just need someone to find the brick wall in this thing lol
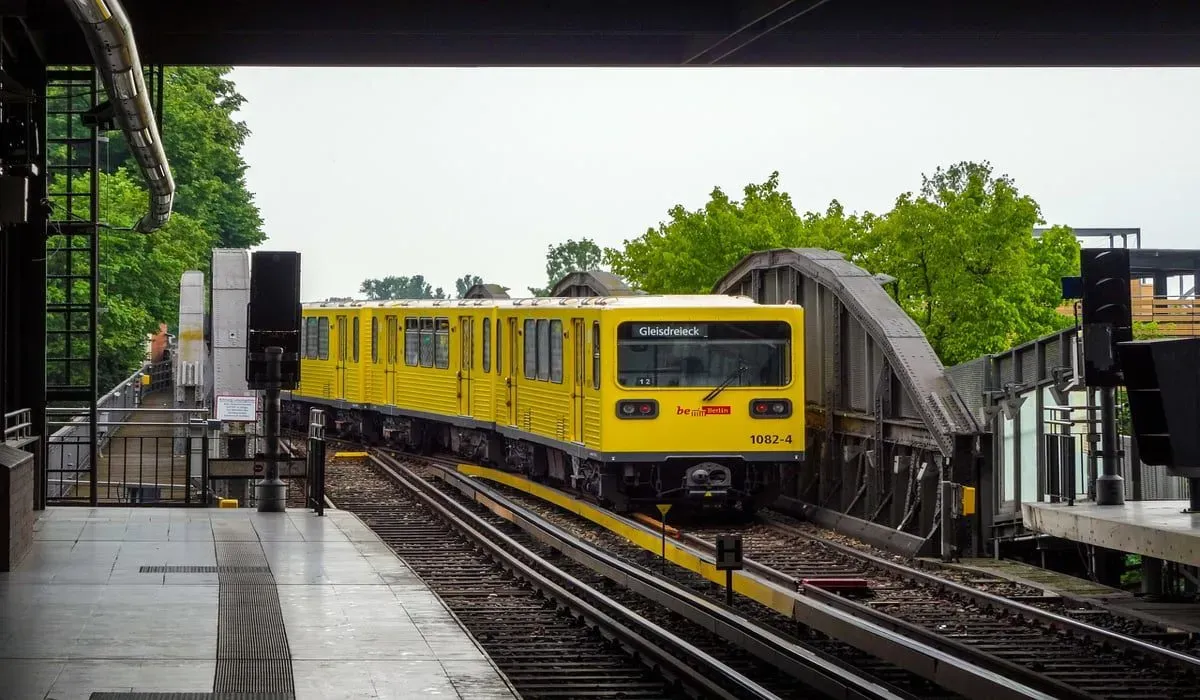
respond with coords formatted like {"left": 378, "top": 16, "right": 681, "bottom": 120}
{"left": 0, "top": 443, "right": 35, "bottom": 572}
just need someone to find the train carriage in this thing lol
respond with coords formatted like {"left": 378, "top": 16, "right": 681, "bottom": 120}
{"left": 285, "top": 294, "right": 806, "bottom": 515}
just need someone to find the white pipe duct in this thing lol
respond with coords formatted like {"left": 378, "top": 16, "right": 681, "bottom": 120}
{"left": 61, "top": 0, "right": 175, "bottom": 233}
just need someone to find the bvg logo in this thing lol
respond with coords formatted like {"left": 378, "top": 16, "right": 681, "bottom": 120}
{"left": 677, "top": 405, "right": 732, "bottom": 417}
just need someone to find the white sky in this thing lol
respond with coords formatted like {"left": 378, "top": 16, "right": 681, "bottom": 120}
{"left": 229, "top": 67, "right": 1200, "bottom": 301}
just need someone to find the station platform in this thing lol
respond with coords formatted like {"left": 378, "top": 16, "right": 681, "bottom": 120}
{"left": 0, "top": 506, "right": 519, "bottom": 700}
{"left": 1022, "top": 500, "right": 1200, "bottom": 568}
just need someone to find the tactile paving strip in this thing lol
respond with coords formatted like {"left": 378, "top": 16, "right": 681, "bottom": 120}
{"left": 212, "top": 542, "right": 295, "bottom": 697}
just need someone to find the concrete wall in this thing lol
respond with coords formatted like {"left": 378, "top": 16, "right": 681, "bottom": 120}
{"left": 0, "top": 443, "right": 34, "bottom": 571}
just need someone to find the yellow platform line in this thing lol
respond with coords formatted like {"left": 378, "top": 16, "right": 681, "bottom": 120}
{"left": 454, "top": 464, "right": 797, "bottom": 617}
{"left": 334, "top": 451, "right": 369, "bottom": 458}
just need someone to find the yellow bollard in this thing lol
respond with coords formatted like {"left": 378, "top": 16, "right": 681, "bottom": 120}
{"left": 218, "top": 498, "right": 239, "bottom": 508}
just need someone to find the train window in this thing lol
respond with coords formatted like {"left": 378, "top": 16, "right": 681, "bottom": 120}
{"left": 371, "top": 317, "right": 379, "bottom": 363}
{"left": 352, "top": 316, "right": 360, "bottom": 362}
{"left": 419, "top": 318, "right": 434, "bottom": 368}
{"left": 523, "top": 319, "right": 537, "bottom": 381}
{"left": 592, "top": 321, "right": 600, "bottom": 390}
{"left": 387, "top": 316, "right": 399, "bottom": 364}
{"left": 305, "top": 318, "right": 318, "bottom": 360}
{"left": 317, "top": 317, "right": 330, "bottom": 360}
{"left": 615, "top": 320, "right": 790, "bottom": 388}
{"left": 549, "top": 320, "right": 563, "bottom": 383}
{"left": 434, "top": 317, "right": 450, "bottom": 369}
{"left": 536, "top": 319, "right": 550, "bottom": 381}
{"left": 482, "top": 319, "right": 491, "bottom": 374}
{"left": 337, "top": 316, "right": 347, "bottom": 361}
{"left": 404, "top": 317, "right": 418, "bottom": 366}
{"left": 496, "top": 320, "right": 503, "bottom": 374}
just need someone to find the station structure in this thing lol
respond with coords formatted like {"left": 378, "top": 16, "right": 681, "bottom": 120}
{"left": 3, "top": 1, "right": 1200, "bottom": 697}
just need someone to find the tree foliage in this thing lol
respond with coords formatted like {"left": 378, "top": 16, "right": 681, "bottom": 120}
{"left": 455, "top": 274, "right": 483, "bottom": 298}
{"left": 606, "top": 162, "right": 1080, "bottom": 366}
{"left": 45, "top": 66, "right": 263, "bottom": 392}
{"left": 359, "top": 275, "right": 446, "bottom": 300}
{"left": 529, "top": 237, "right": 605, "bottom": 296}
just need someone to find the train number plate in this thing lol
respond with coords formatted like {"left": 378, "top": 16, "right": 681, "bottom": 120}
{"left": 749, "top": 434, "right": 793, "bottom": 445}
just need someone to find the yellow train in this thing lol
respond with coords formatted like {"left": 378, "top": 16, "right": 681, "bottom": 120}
{"left": 282, "top": 294, "right": 806, "bottom": 514}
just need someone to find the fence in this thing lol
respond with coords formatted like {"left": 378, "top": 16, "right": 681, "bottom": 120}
{"left": 1132, "top": 296, "right": 1200, "bottom": 337}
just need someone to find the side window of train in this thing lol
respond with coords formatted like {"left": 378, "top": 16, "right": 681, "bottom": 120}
{"left": 549, "top": 319, "right": 563, "bottom": 384}
{"left": 404, "top": 317, "right": 418, "bottom": 366}
{"left": 434, "top": 317, "right": 450, "bottom": 369}
{"left": 352, "top": 316, "right": 360, "bottom": 362}
{"left": 591, "top": 321, "right": 600, "bottom": 390}
{"left": 523, "top": 319, "right": 536, "bottom": 379}
{"left": 370, "top": 317, "right": 379, "bottom": 364}
{"left": 418, "top": 318, "right": 434, "bottom": 367}
{"left": 305, "top": 317, "right": 318, "bottom": 360}
{"left": 482, "top": 318, "right": 491, "bottom": 373}
{"left": 496, "top": 319, "right": 503, "bottom": 374}
{"left": 387, "top": 316, "right": 399, "bottom": 364}
{"left": 317, "top": 317, "right": 330, "bottom": 360}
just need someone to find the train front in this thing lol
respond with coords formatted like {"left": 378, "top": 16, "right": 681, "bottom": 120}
{"left": 604, "top": 304, "right": 805, "bottom": 515}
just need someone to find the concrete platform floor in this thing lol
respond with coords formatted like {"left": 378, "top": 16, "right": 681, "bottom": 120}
{"left": 1022, "top": 499, "right": 1200, "bottom": 568}
{"left": 0, "top": 507, "right": 519, "bottom": 700}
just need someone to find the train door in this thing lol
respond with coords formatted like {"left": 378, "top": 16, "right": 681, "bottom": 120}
{"left": 506, "top": 316, "right": 519, "bottom": 426}
{"left": 571, "top": 317, "right": 585, "bottom": 443}
{"left": 384, "top": 315, "right": 398, "bottom": 404}
{"left": 458, "top": 315, "right": 473, "bottom": 416}
{"left": 335, "top": 314, "right": 348, "bottom": 398}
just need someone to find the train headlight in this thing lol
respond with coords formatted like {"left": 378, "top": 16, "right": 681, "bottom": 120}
{"left": 749, "top": 398, "right": 791, "bottom": 419}
{"left": 616, "top": 400, "right": 658, "bottom": 419}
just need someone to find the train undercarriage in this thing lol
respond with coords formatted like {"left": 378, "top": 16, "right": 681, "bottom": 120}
{"left": 283, "top": 399, "right": 784, "bottom": 519}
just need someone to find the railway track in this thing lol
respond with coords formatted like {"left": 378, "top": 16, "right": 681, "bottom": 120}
{"left": 675, "top": 518, "right": 1200, "bottom": 700}
{"left": 321, "top": 450, "right": 902, "bottom": 700}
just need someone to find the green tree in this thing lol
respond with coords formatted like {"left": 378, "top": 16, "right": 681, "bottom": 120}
{"left": 101, "top": 67, "right": 264, "bottom": 249}
{"left": 455, "top": 274, "right": 483, "bottom": 298}
{"left": 359, "top": 275, "right": 446, "bottom": 300}
{"left": 530, "top": 237, "right": 605, "bottom": 295}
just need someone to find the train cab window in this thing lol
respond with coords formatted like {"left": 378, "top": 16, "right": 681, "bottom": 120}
{"left": 317, "top": 317, "right": 330, "bottom": 360}
{"left": 523, "top": 319, "right": 536, "bottom": 379}
{"left": 404, "top": 317, "right": 418, "bottom": 366}
{"left": 549, "top": 320, "right": 563, "bottom": 383}
{"left": 482, "top": 319, "right": 491, "bottom": 373}
{"left": 352, "top": 316, "right": 360, "bottom": 362}
{"left": 371, "top": 317, "right": 379, "bottom": 363}
{"left": 615, "top": 321, "right": 790, "bottom": 388}
{"left": 591, "top": 321, "right": 600, "bottom": 390}
{"left": 419, "top": 318, "right": 435, "bottom": 367}
{"left": 434, "top": 317, "right": 450, "bottom": 369}
{"left": 536, "top": 319, "right": 550, "bottom": 381}
{"left": 305, "top": 318, "right": 318, "bottom": 360}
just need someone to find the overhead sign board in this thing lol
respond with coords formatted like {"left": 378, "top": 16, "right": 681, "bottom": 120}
{"left": 208, "top": 458, "right": 306, "bottom": 479}
{"left": 215, "top": 395, "right": 258, "bottom": 422}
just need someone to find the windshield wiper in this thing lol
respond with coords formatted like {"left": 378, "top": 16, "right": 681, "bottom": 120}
{"left": 703, "top": 365, "right": 747, "bottom": 402}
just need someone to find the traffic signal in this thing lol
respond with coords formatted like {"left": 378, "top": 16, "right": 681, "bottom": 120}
{"left": 246, "top": 251, "right": 302, "bottom": 390}
{"left": 1080, "top": 249, "right": 1131, "bottom": 387}
{"left": 1117, "top": 338, "right": 1200, "bottom": 476}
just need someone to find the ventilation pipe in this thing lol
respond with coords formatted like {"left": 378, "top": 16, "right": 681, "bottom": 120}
{"left": 61, "top": 0, "right": 174, "bottom": 233}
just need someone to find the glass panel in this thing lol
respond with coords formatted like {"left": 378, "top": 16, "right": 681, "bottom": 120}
{"left": 616, "top": 321, "right": 790, "bottom": 388}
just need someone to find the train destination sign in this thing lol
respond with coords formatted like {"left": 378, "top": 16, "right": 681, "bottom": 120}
{"left": 630, "top": 323, "right": 709, "bottom": 339}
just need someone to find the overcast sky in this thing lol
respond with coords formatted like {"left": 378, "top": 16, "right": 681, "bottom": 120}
{"left": 229, "top": 67, "right": 1200, "bottom": 301}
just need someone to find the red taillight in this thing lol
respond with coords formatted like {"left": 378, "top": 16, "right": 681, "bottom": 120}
{"left": 749, "top": 399, "right": 791, "bottom": 419}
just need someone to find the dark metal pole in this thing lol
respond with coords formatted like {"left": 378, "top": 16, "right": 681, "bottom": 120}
{"left": 1095, "top": 387, "right": 1125, "bottom": 506}
{"left": 256, "top": 346, "right": 285, "bottom": 512}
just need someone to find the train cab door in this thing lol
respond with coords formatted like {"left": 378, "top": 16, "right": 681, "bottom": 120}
{"left": 384, "top": 315, "right": 398, "bottom": 404}
{"left": 457, "top": 315, "right": 473, "bottom": 416}
{"left": 335, "top": 315, "right": 348, "bottom": 398}
{"left": 571, "top": 317, "right": 586, "bottom": 443}
{"left": 506, "top": 316, "right": 519, "bottom": 426}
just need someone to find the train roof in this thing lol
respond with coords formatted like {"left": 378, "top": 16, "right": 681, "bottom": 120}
{"left": 302, "top": 294, "right": 786, "bottom": 311}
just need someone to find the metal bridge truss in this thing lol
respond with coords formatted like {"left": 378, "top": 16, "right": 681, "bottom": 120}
{"left": 713, "top": 249, "right": 985, "bottom": 558}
